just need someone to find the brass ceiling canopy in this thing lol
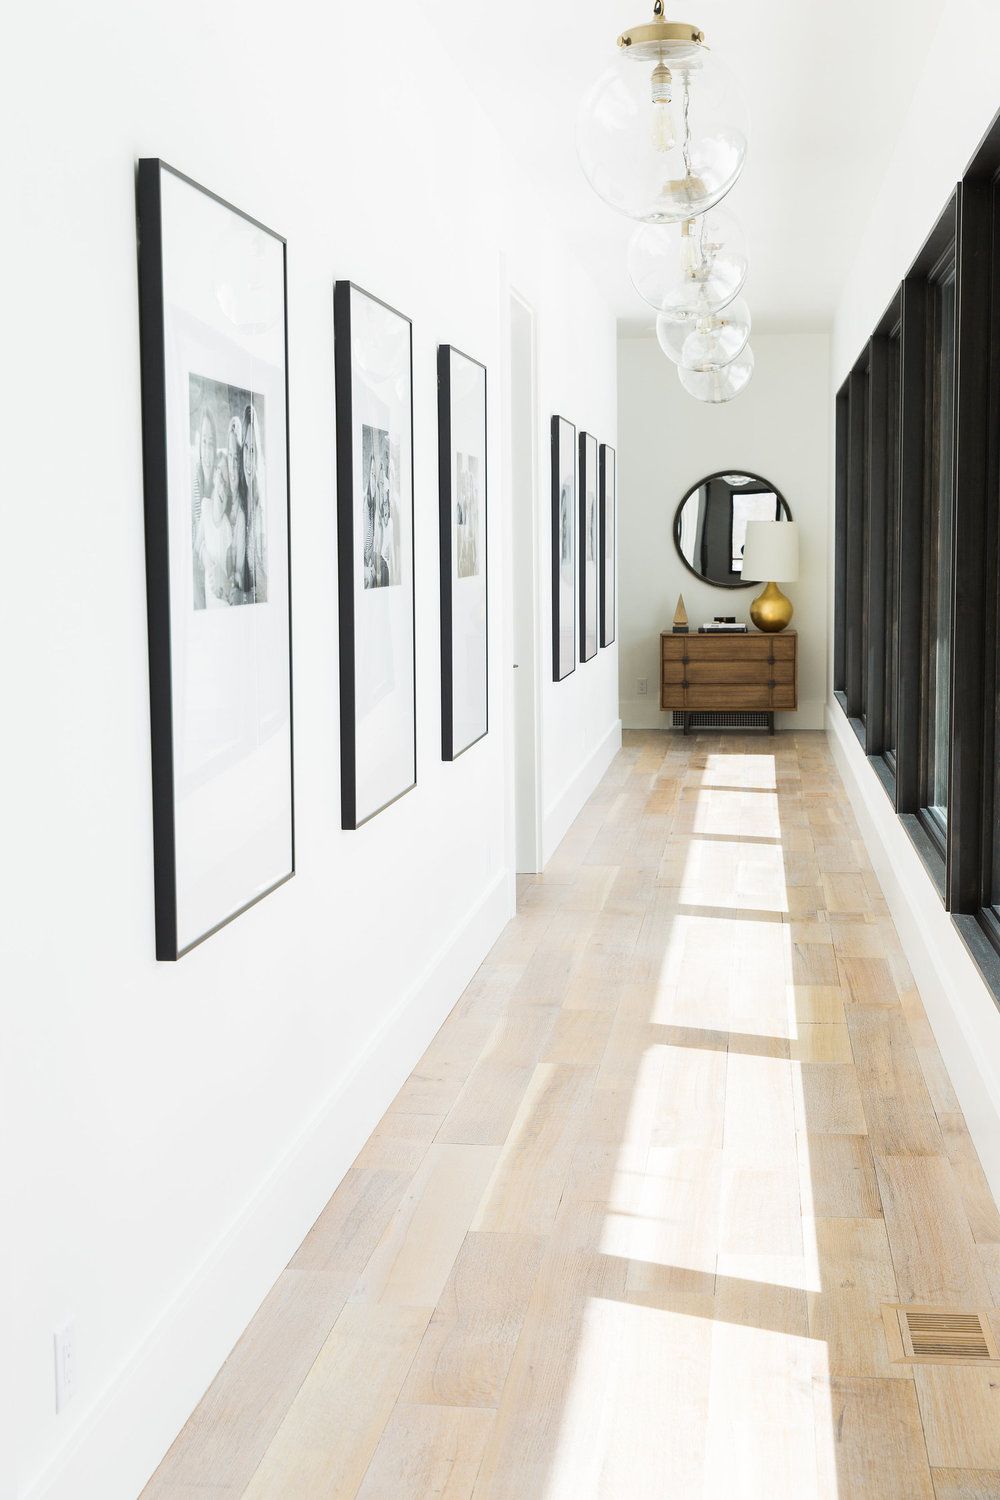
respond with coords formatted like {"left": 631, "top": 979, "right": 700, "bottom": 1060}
{"left": 617, "top": 0, "right": 705, "bottom": 58}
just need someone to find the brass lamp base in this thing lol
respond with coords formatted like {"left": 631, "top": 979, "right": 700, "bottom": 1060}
{"left": 749, "top": 580, "right": 793, "bottom": 633}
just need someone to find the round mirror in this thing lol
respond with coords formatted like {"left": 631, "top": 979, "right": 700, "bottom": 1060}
{"left": 673, "top": 471, "right": 792, "bottom": 588}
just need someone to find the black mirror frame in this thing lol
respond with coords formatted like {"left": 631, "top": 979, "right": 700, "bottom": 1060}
{"left": 672, "top": 469, "right": 793, "bottom": 590}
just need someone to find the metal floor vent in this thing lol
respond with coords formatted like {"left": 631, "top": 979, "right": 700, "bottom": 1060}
{"left": 882, "top": 1304, "right": 1000, "bottom": 1365}
{"left": 672, "top": 710, "right": 771, "bottom": 730}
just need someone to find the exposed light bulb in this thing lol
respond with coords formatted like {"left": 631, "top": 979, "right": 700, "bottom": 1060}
{"left": 680, "top": 218, "right": 701, "bottom": 279}
{"left": 650, "top": 62, "right": 676, "bottom": 152}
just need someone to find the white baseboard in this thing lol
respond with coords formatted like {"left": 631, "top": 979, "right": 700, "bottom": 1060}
{"left": 826, "top": 703, "right": 1000, "bottom": 1205}
{"left": 24, "top": 872, "right": 511, "bottom": 1500}
{"left": 620, "top": 698, "right": 827, "bottom": 732}
{"left": 542, "top": 719, "right": 622, "bottom": 865}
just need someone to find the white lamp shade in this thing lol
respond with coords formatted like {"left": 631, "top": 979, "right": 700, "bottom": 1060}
{"left": 741, "top": 519, "right": 799, "bottom": 583}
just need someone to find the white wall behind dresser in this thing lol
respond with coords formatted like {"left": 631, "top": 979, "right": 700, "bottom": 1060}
{"left": 617, "top": 331, "right": 830, "bottom": 731}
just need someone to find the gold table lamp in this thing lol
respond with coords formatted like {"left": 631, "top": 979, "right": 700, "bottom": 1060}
{"left": 741, "top": 520, "right": 799, "bottom": 633}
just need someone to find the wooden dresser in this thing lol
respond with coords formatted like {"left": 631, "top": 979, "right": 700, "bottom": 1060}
{"left": 660, "top": 630, "right": 797, "bottom": 733}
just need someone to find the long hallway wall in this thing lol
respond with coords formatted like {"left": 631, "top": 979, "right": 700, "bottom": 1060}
{"left": 1, "top": 4, "right": 617, "bottom": 1497}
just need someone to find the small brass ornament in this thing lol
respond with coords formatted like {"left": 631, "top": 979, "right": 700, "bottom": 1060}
{"left": 672, "top": 593, "right": 690, "bottom": 633}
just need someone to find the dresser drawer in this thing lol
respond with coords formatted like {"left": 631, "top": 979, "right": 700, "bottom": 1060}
{"left": 663, "top": 684, "right": 774, "bottom": 711}
{"left": 662, "top": 634, "right": 795, "bottom": 662}
{"left": 662, "top": 658, "right": 795, "bottom": 686}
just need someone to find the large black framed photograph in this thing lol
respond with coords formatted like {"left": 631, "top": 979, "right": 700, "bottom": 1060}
{"left": 335, "top": 281, "right": 416, "bottom": 828}
{"left": 600, "top": 442, "right": 616, "bottom": 648}
{"left": 438, "top": 345, "right": 488, "bottom": 760}
{"left": 579, "top": 430, "right": 599, "bottom": 662}
{"left": 551, "top": 416, "right": 576, "bottom": 681}
{"left": 137, "top": 159, "right": 294, "bottom": 961}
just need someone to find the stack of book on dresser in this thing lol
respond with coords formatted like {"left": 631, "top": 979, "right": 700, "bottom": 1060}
{"left": 698, "top": 621, "right": 748, "bottom": 634}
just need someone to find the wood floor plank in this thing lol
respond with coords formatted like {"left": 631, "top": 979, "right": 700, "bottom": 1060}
{"left": 401, "top": 1232, "right": 546, "bottom": 1408}
{"left": 798, "top": 1133, "right": 883, "bottom": 1219}
{"left": 241, "top": 1303, "right": 432, "bottom": 1500}
{"left": 795, "top": 1062, "right": 869, "bottom": 1135}
{"left": 815, "top": 1375, "right": 934, "bottom": 1499}
{"left": 845, "top": 1004, "right": 943, "bottom": 1156}
{"left": 806, "top": 1217, "right": 907, "bottom": 1379}
{"left": 437, "top": 1010, "right": 560, "bottom": 1146}
{"left": 355, "top": 1404, "right": 494, "bottom": 1499}
{"left": 873, "top": 1154, "right": 993, "bottom": 1305}
{"left": 931, "top": 1469, "right": 1000, "bottom": 1500}
{"left": 915, "top": 1366, "right": 1000, "bottom": 1470}
{"left": 473, "top": 1064, "right": 596, "bottom": 1235}
{"left": 351, "top": 1145, "right": 500, "bottom": 1309}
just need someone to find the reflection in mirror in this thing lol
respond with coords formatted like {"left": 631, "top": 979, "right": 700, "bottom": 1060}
{"left": 674, "top": 471, "right": 792, "bottom": 588}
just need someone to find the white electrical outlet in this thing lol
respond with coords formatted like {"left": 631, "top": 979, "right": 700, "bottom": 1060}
{"left": 637, "top": 678, "right": 648, "bottom": 697}
{"left": 54, "top": 1319, "right": 77, "bottom": 1413}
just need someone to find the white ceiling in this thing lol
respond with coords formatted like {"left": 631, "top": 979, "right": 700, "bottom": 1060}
{"left": 421, "top": 0, "right": 947, "bottom": 332}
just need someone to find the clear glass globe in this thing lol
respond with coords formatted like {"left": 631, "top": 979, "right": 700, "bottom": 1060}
{"left": 577, "top": 40, "right": 747, "bottom": 221}
{"left": 656, "top": 296, "right": 751, "bottom": 370}
{"left": 628, "top": 205, "right": 748, "bottom": 317}
{"left": 678, "top": 345, "right": 755, "bottom": 403}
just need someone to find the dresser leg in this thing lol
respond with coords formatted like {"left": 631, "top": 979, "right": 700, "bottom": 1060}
{"left": 683, "top": 713, "right": 690, "bottom": 737}
{"left": 769, "top": 713, "right": 775, "bottom": 736}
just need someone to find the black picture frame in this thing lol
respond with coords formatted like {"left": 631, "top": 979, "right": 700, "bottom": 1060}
{"left": 579, "top": 431, "right": 599, "bottom": 662}
{"left": 599, "top": 443, "right": 616, "bottom": 648}
{"left": 551, "top": 415, "right": 576, "bottom": 681}
{"left": 438, "top": 344, "right": 488, "bottom": 761}
{"left": 136, "top": 158, "right": 295, "bottom": 961}
{"left": 334, "top": 280, "right": 417, "bottom": 830}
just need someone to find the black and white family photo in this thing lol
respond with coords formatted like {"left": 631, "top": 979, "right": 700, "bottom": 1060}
{"left": 189, "top": 374, "right": 268, "bottom": 610}
{"left": 560, "top": 480, "right": 573, "bottom": 571}
{"left": 362, "top": 422, "right": 401, "bottom": 589}
{"left": 455, "top": 452, "right": 481, "bottom": 579}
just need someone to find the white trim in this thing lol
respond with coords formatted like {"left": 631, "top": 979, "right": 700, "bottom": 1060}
{"left": 542, "top": 717, "right": 622, "bottom": 865}
{"left": 826, "top": 702, "right": 1000, "bottom": 1206}
{"left": 23, "top": 872, "right": 511, "bottom": 1500}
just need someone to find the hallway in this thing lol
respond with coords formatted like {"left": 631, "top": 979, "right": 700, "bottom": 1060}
{"left": 146, "top": 730, "right": 1000, "bottom": 1499}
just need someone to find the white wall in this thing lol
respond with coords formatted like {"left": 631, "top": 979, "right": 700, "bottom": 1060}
{"left": 1, "top": 4, "right": 617, "bottom": 1497}
{"left": 828, "top": 0, "right": 1000, "bottom": 1199}
{"left": 617, "top": 332, "right": 830, "bottom": 732}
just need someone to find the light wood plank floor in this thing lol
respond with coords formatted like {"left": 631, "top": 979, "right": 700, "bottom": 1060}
{"left": 143, "top": 731, "right": 1000, "bottom": 1500}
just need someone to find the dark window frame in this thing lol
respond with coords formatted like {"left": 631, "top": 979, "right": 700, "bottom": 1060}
{"left": 916, "top": 236, "right": 957, "bottom": 862}
{"left": 833, "top": 106, "right": 1000, "bottom": 1009}
{"left": 833, "top": 380, "right": 849, "bottom": 710}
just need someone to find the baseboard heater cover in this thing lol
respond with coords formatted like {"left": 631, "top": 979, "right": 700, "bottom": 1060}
{"left": 672, "top": 710, "right": 771, "bottom": 730}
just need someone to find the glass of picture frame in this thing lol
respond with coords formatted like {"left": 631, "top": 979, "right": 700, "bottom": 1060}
{"left": 579, "top": 431, "right": 599, "bottom": 662}
{"left": 136, "top": 158, "right": 294, "bottom": 960}
{"left": 600, "top": 442, "right": 616, "bottom": 648}
{"left": 334, "top": 281, "right": 416, "bottom": 829}
{"left": 551, "top": 415, "right": 577, "bottom": 682}
{"left": 438, "top": 345, "right": 488, "bottom": 760}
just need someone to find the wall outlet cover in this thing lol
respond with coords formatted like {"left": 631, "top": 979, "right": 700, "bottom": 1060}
{"left": 54, "top": 1319, "right": 77, "bottom": 1413}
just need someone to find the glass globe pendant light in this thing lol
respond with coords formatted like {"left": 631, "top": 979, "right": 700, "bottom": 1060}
{"left": 656, "top": 296, "right": 751, "bottom": 370}
{"left": 577, "top": 0, "right": 748, "bottom": 222}
{"left": 628, "top": 205, "right": 748, "bottom": 317}
{"left": 678, "top": 345, "right": 755, "bottom": 403}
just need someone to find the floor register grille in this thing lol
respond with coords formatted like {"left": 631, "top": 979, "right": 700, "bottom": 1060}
{"left": 882, "top": 1304, "right": 1000, "bottom": 1365}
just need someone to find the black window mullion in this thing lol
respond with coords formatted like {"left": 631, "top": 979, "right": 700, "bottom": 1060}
{"left": 866, "top": 337, "right": 889, "bottom": 752}
{"left": 834, "top": 383, "right": 849, "bottom": 701}
{"left": 984, "top": 180, "right": 1000, "bottom": 921}
{"left": 845, "top": 366, "right": 867, "bottom": 722}
{"left": 947, "top": 178, "right": 993, "bottom": 911}
{"left": 894, "top": 277, "right": 928, "bottom": 815}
